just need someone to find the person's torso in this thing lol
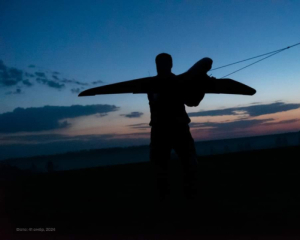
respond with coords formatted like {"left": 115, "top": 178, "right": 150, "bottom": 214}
{"left": 147, "top": 73, "right": 190, "bottom": 126}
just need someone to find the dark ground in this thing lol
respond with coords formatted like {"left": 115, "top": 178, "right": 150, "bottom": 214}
{"left": 1, "top": 145, "right": 300, "bottom": 239}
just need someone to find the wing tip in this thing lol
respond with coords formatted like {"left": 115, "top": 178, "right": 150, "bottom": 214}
{"left": 78, "top": 89, "right": 96, "bottom": 97}
{"left": 250, "top": 88, "right": 257, "bottom": 95}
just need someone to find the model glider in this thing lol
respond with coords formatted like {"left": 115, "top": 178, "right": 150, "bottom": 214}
{"left": 78, "top": 58, "right": 256, "bottom": 97}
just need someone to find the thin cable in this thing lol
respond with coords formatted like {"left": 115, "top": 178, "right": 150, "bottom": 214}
{"left": 210, "top": 49, "right": 282, "bottom": 71}
{"left": 210, "top": 42, "right": 300, "bottom": 72}
{"left": 220, "top": 49, "right": 285, "bottom": 78}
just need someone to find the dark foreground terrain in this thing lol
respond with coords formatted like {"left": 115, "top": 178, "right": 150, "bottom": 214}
{"left": 1, "top": 145, "right": 300, "bottom": 239}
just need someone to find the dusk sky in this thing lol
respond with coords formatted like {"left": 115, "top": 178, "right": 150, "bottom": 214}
{"left": 1, "top": 0, "right": 300, "bottom": 160}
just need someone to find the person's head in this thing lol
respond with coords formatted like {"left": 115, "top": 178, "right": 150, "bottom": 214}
{"left": 155, "top": 53, "right": 172, "bottom": 75}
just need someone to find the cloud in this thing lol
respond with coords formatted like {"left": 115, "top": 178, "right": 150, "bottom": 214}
{"left": 0, "top": 61, "right": 35, "bottom": 89}
{"left": 71, "top": 88, "right": 81, "bottom": 94}
{"left": 5, "top": 88, "right": 22, "bottom": 95}
{"left": 36, "top": 78, "right": 65, "bottom": 89}
{"left": 22, "top": 80, "right": 33, "bottom": 87}
{"left": 9, "top": 67, "right": 23, "bottom": 80}
{"left": 120, "top": 112, "right": 144, "bottom": 118}
{"left": 0, "top": 104, "right": 120, "bottom": 133}
{"left": 34, "top": 72, "right": 88, "bottom": 88}
{"left": 190, "top": 118, "right": 274, "bottom": 132}
{"left": 35, "top": 72, "right": 46, "bottom": 78}
{"left": 190, "top": 117, "right": 300, "bottom": 140}
{"left": 189, "top": 101, "right": 300, "bottom": 118}
{"left": 60, "top": 78, "right": 89, "bottom": 86}
{"left": 0, "top": 60, "right": 24, "bottom": 87}
{"left": 33, "top": 71, "right": 90, "bottom": 87}
{"left": 0, "top": 60, "right": 88, "bottom": 90}
{"left": 0, "top": 60, "right": 99, "bottom": 91}
{"left": 92, "top": 80, "right": 104, "bottom": 85}
{"left": 127, "top": 123, "right": 150, "bottom": 129}
{"left": 250, "top": 102, "right": 262, "bottom": 105}
{"left": 95, "top": 113, "right": 108, "bottom": 117}
{"left": 25, "top": 72, "right": 35, "bottom": 78}
{"left": 262, "top": 118, "right": 300, "bottom": 126}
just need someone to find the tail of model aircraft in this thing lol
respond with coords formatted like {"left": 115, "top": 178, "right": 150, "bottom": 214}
{"left": 186, "top": 57, "right": 213, "bottom": 75}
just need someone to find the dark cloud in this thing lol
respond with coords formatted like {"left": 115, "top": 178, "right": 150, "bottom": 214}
{"left": 190, "top": 117, "right": 300, "bottom": 140}
{"left": 190, "top": 118, "right": 274, "bottom": 132}
{"left": 1, "top": 79, "right": 18, "bottom": 86}
{"left": 16, "top": 88, "right": 22, "bottom": 94}
{"left": 262, "top": 118, "right": 300, "bottom": 126}
{"left": 250, "top": 102, "right": 262, "bottom": 105}
{"left": 120, "top": 112, "right": 144, "bottom": 118}
{"left": 25, "top": 72, "right": 35, "bottom": 78}
{"left": 34, "top": 71, "right": 88, "bottom": 87}
{"left": 34, "top": 72, "right": 88, "bottom": 88}
{"left": 71, "top": 88, "right": 81, "bottom": 94}
{"left": 1, "top": 60, "right": 91, "bottom": 91}
{"left": 61, "top": 78, "right": 88, "bottom": 86}
{"left": 5, "top": 88, "right": 22, "bottom": 95}
{"left": 35, "top": 72, "right": 46, "bottom": 78}
{"left": 0, "top": 60, "right": 24, "bottom": 87}
{"left": 0, "top": 104, "right": 120, "bottom": 133}
{"left": 9, "top": 68, "right": 23, "bottom": 81}
{"left": 189, "top": 102, "right": 300, "bottom": 118}
{"left": 95, "top": 113, "right": 108, "bottom": 117}
{"left": 0, "top": 60, "right": 5, "bottom": 71}
{"left": 36, "top": 78, "right": 65, "bottom": 89}
{"left": 92, "top": 80, "right": 104, "bottom": 85}
{"left": 127, "top": 123, "right": 150, "bottom": 129}
{"left": 22, "top": 80, "right": 33, "bottom": 87}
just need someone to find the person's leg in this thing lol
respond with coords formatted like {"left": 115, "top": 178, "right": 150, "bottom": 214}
{"left": 173, "top": 125, "right": 199, "bottom": 200}
{"left": 150, "top": 126, "right": 172, "bottom": 202}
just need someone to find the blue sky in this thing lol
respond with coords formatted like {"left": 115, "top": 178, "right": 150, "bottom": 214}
{"left": 1, "top": 0, "right": 300, "bottom": 160}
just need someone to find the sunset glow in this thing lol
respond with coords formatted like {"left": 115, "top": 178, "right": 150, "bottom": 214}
{"left": 1, "top": 0, "right": 300, "bottom": 160}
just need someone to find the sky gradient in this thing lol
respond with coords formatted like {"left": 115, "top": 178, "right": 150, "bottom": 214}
{"left": 1, "top": 0, "right": 300, "bottom": 160}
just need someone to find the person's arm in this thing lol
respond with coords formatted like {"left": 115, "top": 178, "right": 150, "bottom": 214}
{"left": 183, "top": 74, "right": 217, "bottom": 107}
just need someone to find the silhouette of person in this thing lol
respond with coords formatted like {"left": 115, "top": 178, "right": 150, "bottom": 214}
{"left": 46, "top": 160, "right": 54, "bottom": 173}
{"left": 148, "top": 53, "right": 205, "bottom": 202}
